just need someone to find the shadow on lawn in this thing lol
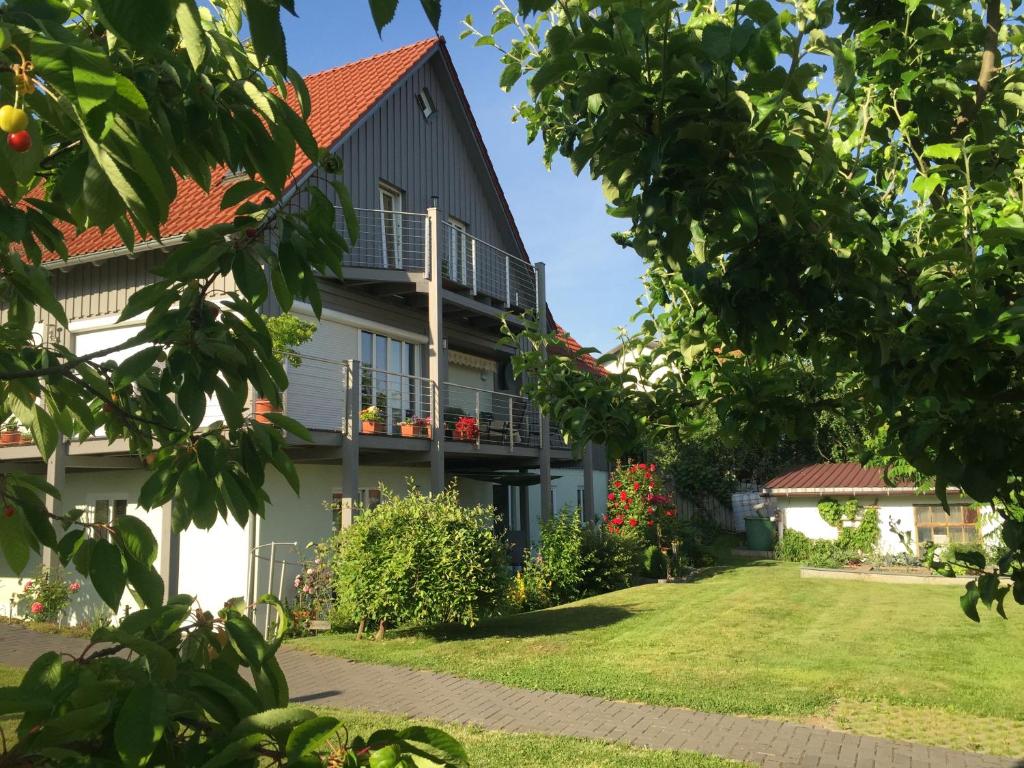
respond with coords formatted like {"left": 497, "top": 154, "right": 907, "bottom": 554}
{"left": 424, "top": 603, "right": 639, "bottom": 642}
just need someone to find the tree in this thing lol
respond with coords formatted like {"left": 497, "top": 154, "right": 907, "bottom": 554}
{"left": 478, "top": 0, "right": 1024, "bottom": 619}
{"left": 0, "top": 0, "right": 466, "bottom": 763}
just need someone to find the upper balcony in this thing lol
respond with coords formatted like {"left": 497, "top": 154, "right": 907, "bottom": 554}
{"left": 335, "top": 207, "right": 539, "bottom": 316}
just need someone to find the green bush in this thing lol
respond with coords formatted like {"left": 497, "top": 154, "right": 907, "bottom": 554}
{"left": 580, "top": 524, "right": 644, "bottom": 593}
{"left": 642, "top": 545, "right": 667, "bottom": 579}
{"left": 943, "top": 542, "right": 988, "bottom": 575}
{"left": 330, "top": 484, "right": 507, "bottom": 637}
{"left": 537, "top": 508, "right": 587, "bottom": 603}
{"left": 775, "top": 529, "right": 812, "bottom": 562}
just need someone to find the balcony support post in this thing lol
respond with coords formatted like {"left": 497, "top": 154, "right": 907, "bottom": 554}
{"left": 339, "top": 360, "right": 361, "bottom": 528}
{"left": 427, "top": 206, "right": 446, "bottom": 492}
{"left": 41, "top": 441, "right": 67, "bottom": 572}
{"left": 536, "top": 261, "right": 553, "bottom": 522}
{"left": 583, "top": 441, "right": 596, "bottom": 523}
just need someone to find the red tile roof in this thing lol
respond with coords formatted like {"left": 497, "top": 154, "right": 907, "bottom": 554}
{"left": 553, "top": 320, "right": 605, "bottom": 376}
{"left": 47, "top": 38, "right": 440, "bottom": 262}
{"left": 764, "top": 463, "right": 917, "bottom": 494}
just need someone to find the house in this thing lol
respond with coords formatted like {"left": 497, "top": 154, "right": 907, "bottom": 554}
{"left": 0, "top": 38, "right": 609, "bottom": 623}
{"left": 762, "top": 463, "right": 996, "bottom": 556}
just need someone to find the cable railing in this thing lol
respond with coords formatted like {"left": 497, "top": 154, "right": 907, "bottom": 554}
{"left": 441, "top": 382, "right": 541, "bottom": 450}
{"left": 335, "top": 207, "right": 429, "bottom": 271}
{"left": 439, "top": 221, "right": 538, "bottom": 311}
{"left": 278, "top": 355, "right": 349, "bottom": 434}
{"left": 359, "top": 366, "right": 433, "bottom": 438}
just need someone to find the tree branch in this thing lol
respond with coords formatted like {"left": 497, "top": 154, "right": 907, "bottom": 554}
{"left": 0, "top": 338, "right": 144, "bottom": 382}
{"left": 952, "top": 0, "right": 1002, "bottom": 137}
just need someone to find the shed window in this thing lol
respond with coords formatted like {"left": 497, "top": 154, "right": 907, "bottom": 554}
{"left": 415, "top": 88, "right": 436, "bottom": 119}
{"left": 914, "top": 504, "right": 979, "bottom": 547}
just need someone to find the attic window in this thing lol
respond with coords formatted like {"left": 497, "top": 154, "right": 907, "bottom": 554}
{"left": 415, "top": 88, "right": 436, "bottom": 120}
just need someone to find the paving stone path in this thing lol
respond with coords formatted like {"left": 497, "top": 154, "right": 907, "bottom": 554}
{"left": 0, "top": 623, "right": 1018, "bottom": 768}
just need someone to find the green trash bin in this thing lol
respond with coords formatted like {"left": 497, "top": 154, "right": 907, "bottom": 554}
{"left": 744, "top": 516, "right": 774, "bottom": 551}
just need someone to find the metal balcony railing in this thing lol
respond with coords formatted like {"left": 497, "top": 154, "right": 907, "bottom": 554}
{"left": 439, "top": 222, "right": 538, "bottom": 312}
{"left": 336, "top": 207, "right": 429, "bottom": 272}
{"left": 359, "top": 366, "right": 433, "bottom": 437}
{"left": 441, "top": 382, "right": 542, "bottom": 450}
{"left": 279, "top": 356, "right": 349, "bottom": 433}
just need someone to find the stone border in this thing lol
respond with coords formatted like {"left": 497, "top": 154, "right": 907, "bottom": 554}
{"left": 800, "top": 566, "right": 972, "bottom": 586}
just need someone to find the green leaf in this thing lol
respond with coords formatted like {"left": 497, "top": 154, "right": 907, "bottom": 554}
{"left": 114, "top": 683, "right": 165, "bottom": 767}
{"left": 528, "top": 55, "right": 572, "bottom": 98}
{"left": 960, "top": 583, "right": 981, "bottom": 623}
{"left": 368, "top": 0, "right": 399, "bottom": 33}
{"left": 175, "top": 0, "right": 208, "bottom": 70}
{"left": 397, "top": 725, "right": 470, "bottom": 767}
{"left": 112, "top": 347, "right": 162, "bottom": 389}
{"left": 0, "top": 512, "right": 30, "bottom": 574}
{"left": 261, "top": 411, "right": 312, "bottom": 441}
{"left": 230, "top": 707, "right": 316, "bottom": 740}
{"left": 115, "top": 515, "right": 159, "bottom": 565}
{"left": 95, "top": 0, "right": 176, "bottom": 50}
{"left": 418, "top": 0, "right": 441, "bottom": 29}
{"left": 90, "top": 539, "right": 127, "bottom": 610}
{"left": 922, "top": 143, "right": 961, "bottom": 161}
{"left": 702, "top": 23, "right": 732, "bottom": 62}
{"left": 69, "top": 42, "right": 117, "bottom": 114}
{"left": 244, "top": 0, "right": 287, "bottom": 67}
{"left": 910, "top": 173, "right": 943, "bottom": 201}
{"left": 369, "top": 744, "right": 402, "bottom": 768}
{"left": 499, "top": 61, "right": 522, "bottom": 90}
{"left": 225, "top": 613, "right": 268, "bottom": 668}
{"left": 221, "top": 179, "right": 266, "bottom": 210}
{"left": 286, "top": 715, "right": 341, "bottom": 762}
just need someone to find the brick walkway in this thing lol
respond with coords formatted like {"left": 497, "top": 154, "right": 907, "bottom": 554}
{"left": 0, "top": 623, "right": 1019, "bottom": 768}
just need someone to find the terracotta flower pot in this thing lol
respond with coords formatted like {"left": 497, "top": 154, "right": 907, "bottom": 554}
{"left": 254, "top": 397, "right": 279, "bottom": 425}
{"left": 399, "top": 423, "right": 417, "bottom": 437}
{"left": 19, "top": 433, "right": 33, "bottom": 445}
{"left": 1, "top": 429, "right": 20, "bottom": 446}
{"left": 361, "top": 421, "right": 384, "bottom": 435}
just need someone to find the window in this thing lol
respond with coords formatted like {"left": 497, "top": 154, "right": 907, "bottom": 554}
{"left": 360, "top": 331, "right": 426, "bottom": 431}
{"left": 379, "top": 183, "right": 403, "bottom": 269}
{"left": 445, "top": 218, "right": 470, "bottom": 285}
{"left": 415, "top": 87, "right": 436, "bottom": 120}
{"left": 91, "top": 498, "right": 128, "bottom": 541}
{"left": 914, "top": 504, "right": 980, "bottom": 547}
{"left": 359, "top": 488, "right": 382, "bottom": 513}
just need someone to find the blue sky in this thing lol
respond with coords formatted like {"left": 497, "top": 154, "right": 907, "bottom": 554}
{"left": 281, "top": 1, "right": 644, "bottom": 353}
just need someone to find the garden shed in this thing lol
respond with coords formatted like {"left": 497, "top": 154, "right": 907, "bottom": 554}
{"left": 762, "top": 463, "right": 995, "bottom": 556}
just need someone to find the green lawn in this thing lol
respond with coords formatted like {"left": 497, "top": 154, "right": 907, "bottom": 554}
{"left": 293, "top": 560, "right": 1024, "bottom": 756}
{"left": 0, "top": 664, "right": 741, "bottom": 768}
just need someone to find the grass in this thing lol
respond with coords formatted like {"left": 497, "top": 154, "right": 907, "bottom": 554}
{"left": 0, "top": 664, "right": 743, "bottom": 768}
{"left": 292, "top": 560, "right": 1024, "bottom": 756}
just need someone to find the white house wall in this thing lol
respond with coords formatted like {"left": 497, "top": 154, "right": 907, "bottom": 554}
{"left": 777, "top": 494, "right": 998, "bottom": 556}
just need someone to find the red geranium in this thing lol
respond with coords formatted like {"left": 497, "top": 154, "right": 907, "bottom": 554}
{"left": 611, "top": 516, "right": 624, "bottom": 526}
{"left": 30, "top": 602, "right": 43, "bottom": 614}
{"left": 614, "top": 480, "right": 623, "bottom": 488}
{"left": 628, "top": 518, "right": 638, "bottom": 527}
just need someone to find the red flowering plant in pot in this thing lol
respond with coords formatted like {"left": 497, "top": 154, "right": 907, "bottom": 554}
{"left": 453, "top": 416, "right": 479, "bottom": 442}
{"left": 604, "top": 460, "right": 684, "bottom": 579}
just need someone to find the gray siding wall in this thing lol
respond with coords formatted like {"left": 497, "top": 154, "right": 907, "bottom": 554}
{"left": 42, "top": 251, "right": 233, "bottom": 324}
{"left": 339, "top": 55, "right": 520, "bottom": 254}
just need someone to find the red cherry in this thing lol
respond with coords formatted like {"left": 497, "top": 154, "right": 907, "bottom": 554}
{"left": 7, "top": 130, "right": 31, "bottom": 153}
{"left": 3, "top": 505, "right": 14, "bottom": 518}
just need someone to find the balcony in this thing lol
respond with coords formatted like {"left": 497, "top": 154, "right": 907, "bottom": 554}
{"left": 335, "top": 207, "right": 538, "bottom": 314}
{"left": 276, "top": 355, "right": 568, "bottom": 454}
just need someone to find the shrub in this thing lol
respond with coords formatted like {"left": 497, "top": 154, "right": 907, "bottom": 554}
{"left": 19, "top": 567, "right": 78, "bottom": 624}
{"left": 580, "top": 523, "right": 643, "bottom": 593}
{"left": 775, "top": 529, "right": 812, "bottom": 563}
{"left": 508, "top": 554, "right": 555, "bottom": 611}
{"left": 943, "top": 542, "right": 989, "bottom": 575}
{"left": 641, "top": 545, "right": 667, "bottom": 579}
{"left": 537, "top": 508, "right": 587, "bottom": 603}
{"left": 330, "top": 483, "right": 507, "bottom": 637}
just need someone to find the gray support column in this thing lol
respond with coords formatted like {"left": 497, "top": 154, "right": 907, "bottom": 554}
{"left": 582, "top": 441, "right": 596, "bottom": 523}
{"left": 518, "top": 469, "right": 531, "bottom": 549}
{"left": 158, "top": 501, "right": 179, "bottom": 599}
{"left": 427, "top": 205, "right": 446, "bottom": 492}
{"left": 536, "top": 262, "right": 552, "bottom": 522}
{"left": 339, "top": 359, "right": 361, "bottom": 528}
{"left": 41, "top": 441, "right": 67, "bottom": 570}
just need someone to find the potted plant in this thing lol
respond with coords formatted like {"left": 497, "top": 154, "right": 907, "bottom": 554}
{"left": 452, "top": 415, "right": 479, "bottom": 442}
{"left": 1, "top": 418, "right": 20, "bottom": 446}
{"left": 397, "top": 419, "right": 417, "bottom": 437}
{"left": 253, "top": 314, "right": 316, "bottom": 424}
{"left": 413, "top": 416, "right": 431, "bottom": 438}
{"left": 19, "top": 430, "right": 34, "bottom": 445}
{"left": 360, "top": 406, "right": 384, "bottom": 435}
